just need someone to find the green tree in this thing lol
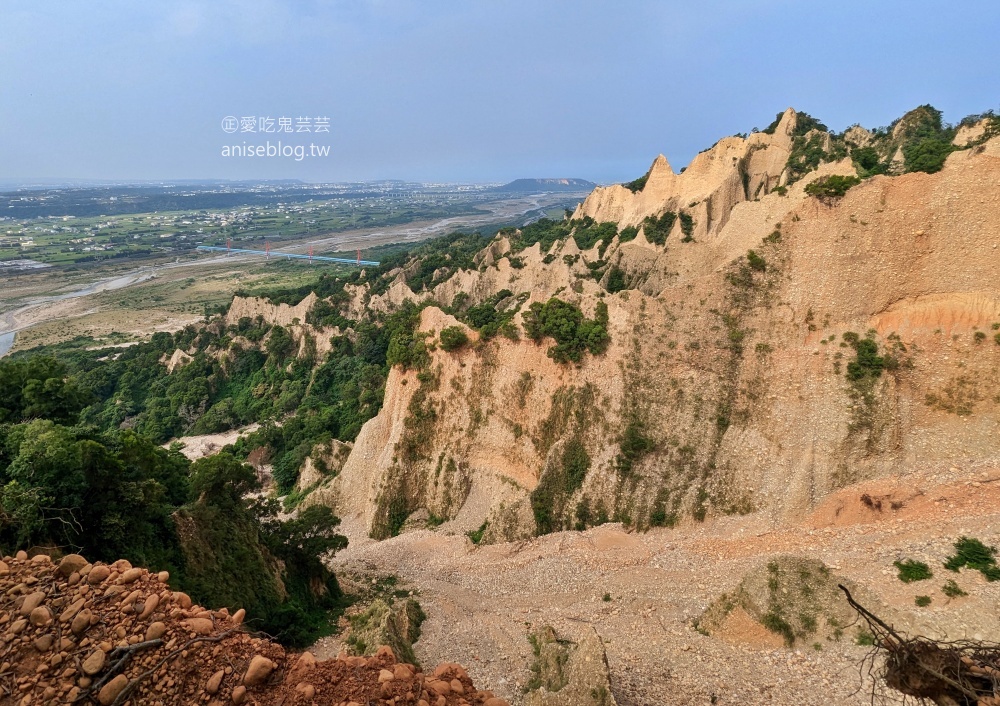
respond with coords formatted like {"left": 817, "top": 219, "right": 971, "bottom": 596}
{"left": 523, "top": 298, "right": 610, "bottom": 364}
{"left": 439, "top": 326, "right": 470, "bottom": 352}
{"left": 189, "top": 452, "right": 259, "bottom": 508}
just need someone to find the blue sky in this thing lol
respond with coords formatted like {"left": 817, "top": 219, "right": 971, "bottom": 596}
{"left": 1, "top": 1, "right": 998, "bottom": 184}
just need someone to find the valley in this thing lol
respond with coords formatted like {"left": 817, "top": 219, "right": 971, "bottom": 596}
{"left": 2, "top": 105, "right": 1000, "bottom": 706}
{"left": 331, "top": 462, "right": 1000, "bottom": 705}
{"left": 0, "top": 187, "right": 585, "bottom": 355}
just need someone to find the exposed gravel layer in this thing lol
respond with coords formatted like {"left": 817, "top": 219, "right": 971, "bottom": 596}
{"left": 331, "top": 464, "right": 1000, "bottom": 705}
{"left": 0, "top": 552, "right": 507, "bottom": 706}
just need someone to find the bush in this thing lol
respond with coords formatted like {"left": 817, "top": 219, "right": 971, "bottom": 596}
{"left": 804, "top": 175, "right": 862, "bottom": 200}
{"left": 852, "top": 146, "right": 883, "bottom": 173}
{"left": 746, "top": 250, "right": 766, "bottom": 272}
{"left": 642, "top": 212, "right": 677, "bottom": 246}
{"left": 438, "top": 326, "right": 469, "bottom": 352}
{"left": 786, "top": 134, "right": 829, "bottom": 183}
{"left": 894, "top": 559, "right": 933, "bottom": 583}
{"left": 531, "top": 437, "right": 592, "bottom": 535}
{"left": 944, "top": 537, "right": 1000, "bottom": 581}
{"left": 761, "top": 610, "right": 795, "bottom": 646}
{"left": 914, "top": 595, "right": 931, "bottom": 607}
{"left": 792, "top": 111, "right": 828, "bottom": 136}
{"left": 605, "top": 266, "right": 627, "bottom": 293}
{"left": 615, "top": 419, "right": 655, "bottom": 476}
{"left": 624, "top": 171, "right": 650, "bottom": 193}
{"left": 843, "top": 333, "right": 886, "bottom": 381}
{"left": 618, "top": 226, "right": 639, "bottom": 243}
{"left": 523, "top": 298, "right": 610, "bottom": 364}
{"left": 466, "top": 521, "right": 488, "bottom": 545}
{"left": 856, "top": 628, "right": 876, "bottom": 646}
{"left": 904, "top": 138, "right": 955, "bottom": 173}
{"left": 679, "top": 212, "right": 695, "bottom": 242}
{"left": 941, "top": 579, "right": 967, "bottom": 598}
{"left": 762, "top": 110, "right": 826, "bottom": 137}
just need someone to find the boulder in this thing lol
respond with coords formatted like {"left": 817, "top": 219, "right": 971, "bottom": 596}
{"left": 57, "top": 554, "right": 88, "bottom": 577}
{"left": 243, "top": 655, "right": 275, "bottom": 686}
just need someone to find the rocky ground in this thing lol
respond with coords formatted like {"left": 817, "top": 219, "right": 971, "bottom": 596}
{"left": 0, "top": 552, "right": 510, "bottom": 706}
{"left": 328, "top": 461, "right": 1000, "bottom": 706}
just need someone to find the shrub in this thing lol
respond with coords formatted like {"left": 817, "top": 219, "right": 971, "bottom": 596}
{"left": 804, "top": 174, "right": 862, "bottom": 200}
{"left": 614, "top": 418, "right": 655, "bottom": 476}
{"left": 974, "top": 331, "right": 986, "bottom": 344}
{"left": 894, "top": 559, "right": 933, "bottom": 583}
{"left": 679, "top": 212, "right": 695, "bottom": 242}
{"left": 852, "top": 146, "right": 886, "bottom": 175}
{"left": 914, "top": 595, "right": 931, "bottom": 607}
{"left": 786, "top": 133, "right": 829, "bottom": 183}
{"left": 624, "top": 171, "right": 650, "bottom": 193}
{"left": 792, "top": 112, "right": 828, "bottom": 136}
{"left": 523, "top": 298, "right": 610, "bottom": 364}
{"left": 941, "top": 579, "right": 967, "bottom": 598}
{"left": 530, "top": 438, "right": 592, "bottom": 535}
{"left": 904, "top": 137, "right": 955, "bottom": 174}
{"left": 618, "top": 226, "right": 639, "bottom": 243}
{"left": 761, "top": 610, "right": 795, "bottom": 646}
{"left": 944, "top": 536, "right": 1000, "bottom": 580}
{"left": 894, "top": 105, "right": 957, "bottom": 174}
{"left": 466, "top": 521, "right": 488, "bottom": 545}
{"left": 605, "top": 266, "right": 627, "bottom": 293}
{"left": 746, "top": 250, "right": 766, "bottom": 272}
{"left": 843, "top": 333, "right": 885, "bottom": 381}
{"left": 571, "top": 219, "right": 619, "bottom": 252}
{"left": 642, "top": 212, "right": 677, "bottom": 246}
{"left": 762, "top": 112, "right": 785, "bottom": 135}
{"left": 438, "top": 326, "right": 469, "bottom": 352}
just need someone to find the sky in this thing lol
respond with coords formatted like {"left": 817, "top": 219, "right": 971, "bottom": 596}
{"left": 2, "top": 1, "right": 999, "bottom": 185}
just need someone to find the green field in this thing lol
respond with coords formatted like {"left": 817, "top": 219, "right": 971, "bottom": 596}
{"left": 0, "top": 196, "right": 484, "bottom": 266}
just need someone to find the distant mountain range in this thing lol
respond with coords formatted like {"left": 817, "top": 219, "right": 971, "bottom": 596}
{"left": 491, "top": 178, "right": 596, "bottom": 193}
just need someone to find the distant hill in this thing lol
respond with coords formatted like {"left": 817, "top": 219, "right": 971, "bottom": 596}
{"left": 491, "top": 178, "right": 596, "bottom": 193}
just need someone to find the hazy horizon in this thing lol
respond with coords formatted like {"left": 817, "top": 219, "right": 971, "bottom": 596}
{"left": 3, "top": 1, "right": 999, "bottom": 185}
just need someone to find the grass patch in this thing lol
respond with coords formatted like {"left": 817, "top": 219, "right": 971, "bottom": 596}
{"left": 761, "top": 609, "right": 796, "bottom": 646}
{"left": 941, "top": 579, "right": 967, "bottom": 598}
{"left": 944, "top": 536, "right": 1000, "bottom": 581}
{"left": 466, "top": 521, "right": 488, "bottom": 545}
{"left": 894, "top": 559, "right": 933, "bottom": 583}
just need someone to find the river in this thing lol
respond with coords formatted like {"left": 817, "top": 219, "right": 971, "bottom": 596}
{"left": 0, "top": 191, "right": 585, "bottom": 358}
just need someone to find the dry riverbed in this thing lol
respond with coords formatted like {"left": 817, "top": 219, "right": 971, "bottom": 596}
{"left": 328, "top": 462, "right": 1000, "bottom": 705}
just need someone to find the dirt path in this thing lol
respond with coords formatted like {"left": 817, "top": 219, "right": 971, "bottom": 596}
{"left": 329, "top": 463, "right": 1000, "bottom": 705}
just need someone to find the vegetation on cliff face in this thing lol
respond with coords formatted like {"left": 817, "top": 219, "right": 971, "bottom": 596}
{"left": 530, "top": 384, "right": 600, "bottom": 535}
{"left": 500, "top": 216, "right": 620, "bottom": 255}
{"left": 4, "top": 102, "right": 999, "bottom": 570}
{"left": 623, "top": 169, "right": 650, "bottom": 193}
{"left": 0, "top": 357, "right": 348, "bottom": 645}
{"left": 523, "top": 298, "right": 610, "bottom": 364}
{"left": 642, "top": 211, "right": 676, "bottom": 245}
{"left": 775, "top": 105, "right": 997, "bottom": 187}
{"left": 804, "top": 174, "right": 862, "bottom": 201}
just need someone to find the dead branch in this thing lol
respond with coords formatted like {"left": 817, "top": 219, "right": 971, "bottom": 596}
{"left": 839, "top": 584, "right": 1000, "bottom": 706}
